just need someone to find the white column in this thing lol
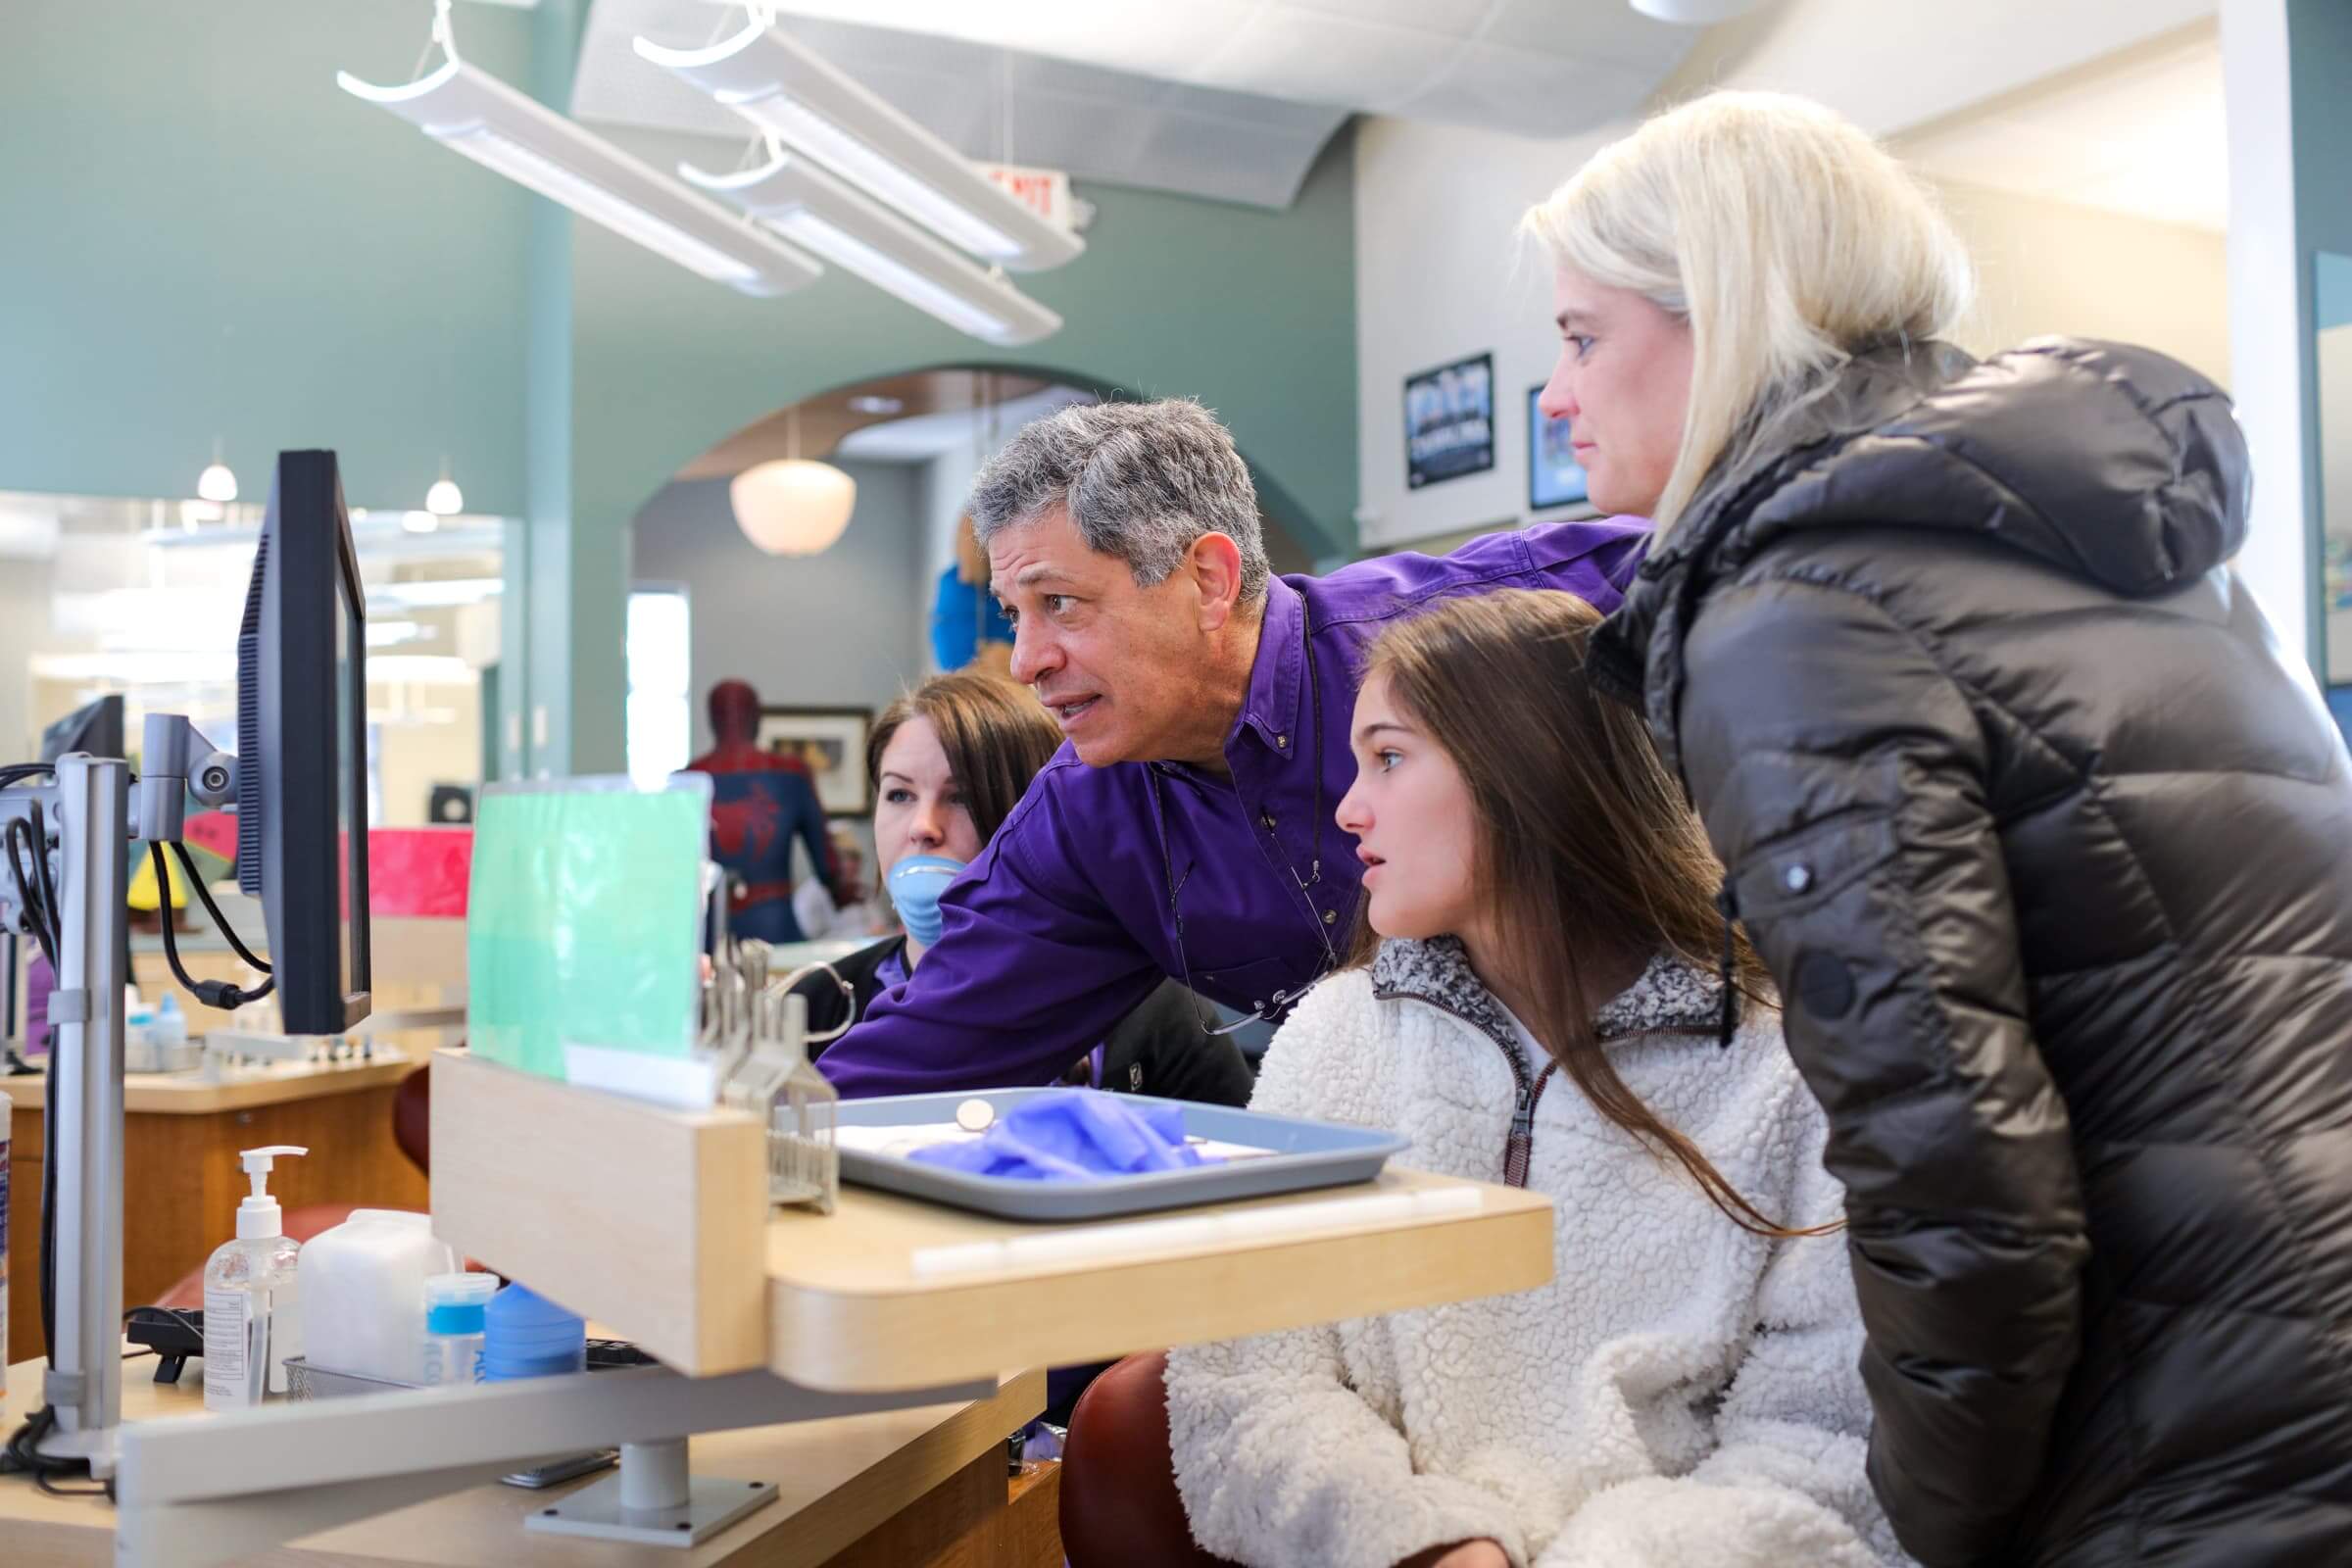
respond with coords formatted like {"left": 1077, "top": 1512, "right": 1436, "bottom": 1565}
{"left": 2221, "top": 0, "right": 2312, "bottom": 668}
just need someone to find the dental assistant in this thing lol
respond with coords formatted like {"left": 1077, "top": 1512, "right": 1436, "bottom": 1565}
{"left": 819, "top": 398, "right": 1648, "bottom": 1098}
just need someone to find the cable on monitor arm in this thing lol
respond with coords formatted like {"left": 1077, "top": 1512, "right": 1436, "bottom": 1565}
{"left": 150, "top": 843, "right": 274, "bottom": 1010}
{"left": 169, "top": 841, "right": 270, "bottom": 974}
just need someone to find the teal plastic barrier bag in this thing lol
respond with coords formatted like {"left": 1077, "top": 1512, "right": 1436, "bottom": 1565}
{"left": 466, "top": 773, "right": 710, "bottom": 1080}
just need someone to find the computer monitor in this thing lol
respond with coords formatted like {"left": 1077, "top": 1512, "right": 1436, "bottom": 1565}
{"left": 39, "top": 694, "right": 124, "bottom": 765}
{"left": 235, "top": 451, "right": 371, "bottom": 1035}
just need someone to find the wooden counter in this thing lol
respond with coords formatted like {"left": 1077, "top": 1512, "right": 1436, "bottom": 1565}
{"left": 6, "top": 1054, "right": 429, "bottom": 1364}
{"left": 2, "top": 1354, "right": 1054, "bottom": 1568}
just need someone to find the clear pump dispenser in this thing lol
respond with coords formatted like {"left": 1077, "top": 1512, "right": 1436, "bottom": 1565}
{"left": 202, "top": 1145, "right": 308, "bottom": 1410}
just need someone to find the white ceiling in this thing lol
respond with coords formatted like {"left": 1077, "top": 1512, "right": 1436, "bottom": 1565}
{"left": 575, "top": 0, "right": 1697, "bottom": 210}
{"left": 1896, "top": 26, "right": 2226, "bottom": 232}
{"left": 833, "top": 386, "right": 1094, "bottom": 464}
{"left": 744, "top": 0, "right": 1697, "bottom": 130}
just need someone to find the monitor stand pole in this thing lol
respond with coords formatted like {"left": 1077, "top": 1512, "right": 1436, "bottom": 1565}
{"left": 29, "top": 753, "right": 129, "bottom": 1476}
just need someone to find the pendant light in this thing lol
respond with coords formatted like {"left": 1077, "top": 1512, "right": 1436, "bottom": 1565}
{"left": 425, "top": 457, "right": 464, "bottom": 516}
{"left": 196, "top": 438, "right": 237, "bottom": 504}
{"left": 732, "top": 406, "right": 855, "bottom": 556}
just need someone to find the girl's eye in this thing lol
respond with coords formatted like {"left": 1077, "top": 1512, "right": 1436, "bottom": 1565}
{"left": 1569, "top": 334, "right": 1595, "bottom": 360}
{"left": 1376, "top": 749, "right": 1402, "bottom": 772}
{"left": 884, "top": 788, "right": 913, "bottom": 805}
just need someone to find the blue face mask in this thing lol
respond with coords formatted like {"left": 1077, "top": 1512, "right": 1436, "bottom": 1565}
{"left": 888, "top": 855, "right": 966, "bottom": 948}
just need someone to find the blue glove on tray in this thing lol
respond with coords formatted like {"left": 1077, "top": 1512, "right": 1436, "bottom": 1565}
{"left": 907, "top": 1089, "right": 1221, "bottom": 1182}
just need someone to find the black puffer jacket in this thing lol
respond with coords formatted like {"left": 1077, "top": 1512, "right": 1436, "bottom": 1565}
{"left": 1592, "top": 338, "right": 2352, "bottom": 1568}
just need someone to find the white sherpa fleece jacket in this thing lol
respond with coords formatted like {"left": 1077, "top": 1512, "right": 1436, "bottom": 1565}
{"left": 1165, "top": 939, "right": 1910, "bottom": 1568}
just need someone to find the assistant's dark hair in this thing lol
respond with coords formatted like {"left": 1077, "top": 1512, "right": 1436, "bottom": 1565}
{"left": 866, "top": 671, "right": 1059, "bottom": 846}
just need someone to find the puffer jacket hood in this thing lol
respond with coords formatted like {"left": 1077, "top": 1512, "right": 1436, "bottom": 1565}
{"left": 1592, "top": 335, "right": 2352, "bottom": 1568}
{"left": 1593, "top": 338, "right": 2250, "bottom": 747}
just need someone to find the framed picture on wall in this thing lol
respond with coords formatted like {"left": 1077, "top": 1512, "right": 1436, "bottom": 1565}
{"left": 1528, "top": 385, "right": 1590, "bottom": 511}
{"left": 756, "top": 706, "right": 873, "bottom": 817}
{"left": 1404, "top": 352, "right": 1495, "bottom": 489}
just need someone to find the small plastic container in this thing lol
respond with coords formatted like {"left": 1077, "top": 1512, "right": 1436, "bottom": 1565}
{"left": 151, "top": 994, "right": 187, "bottom": 1052}
{"left": 479, "top": 1284, "right": 586, "bottom": 1382}
{"left": 418, "top": 1272, "right": 498, "bottom": 1386}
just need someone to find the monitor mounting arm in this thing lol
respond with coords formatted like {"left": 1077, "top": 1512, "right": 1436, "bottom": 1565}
{"left": 0, "top": 712, "right": 234, "bottom": 1475}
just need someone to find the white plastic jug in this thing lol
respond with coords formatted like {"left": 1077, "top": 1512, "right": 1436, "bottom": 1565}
{"left": 295, "top": 1209, "right": 458, "bottom": 1384}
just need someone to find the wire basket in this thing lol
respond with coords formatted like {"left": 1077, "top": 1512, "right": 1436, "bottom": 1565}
{"left": 283, "top": 1356, "right": 424, "bottom": 1400}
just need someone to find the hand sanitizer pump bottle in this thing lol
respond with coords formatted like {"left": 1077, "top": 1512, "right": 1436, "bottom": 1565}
{"left": 203, "top": 1145, "right": 309, "bottom": 1410}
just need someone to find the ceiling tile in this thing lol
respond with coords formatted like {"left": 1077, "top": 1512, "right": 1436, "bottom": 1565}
{"left": 1188, "top": 7, "right": 1459, "bottom": 106}
{"left": 582, "top": 0, "right": 1687, "bottom": 205}
{"left": 1401, "top": 40, "right": 1657, "bottom": 138}
{"left": 1478, "top": 0, "right": 1693, "bottom": 70}
{"left": 1278, "top": 0, "right": 1499, "bottom": 41}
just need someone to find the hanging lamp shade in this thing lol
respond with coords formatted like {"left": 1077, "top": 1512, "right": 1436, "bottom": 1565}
{"left": 731, "top": 459, "right": 856, "bottom": 555}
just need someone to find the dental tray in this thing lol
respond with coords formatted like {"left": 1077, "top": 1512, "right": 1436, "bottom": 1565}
{"left": 833, "top": 1089, "right": 1410, "bottom": 1221}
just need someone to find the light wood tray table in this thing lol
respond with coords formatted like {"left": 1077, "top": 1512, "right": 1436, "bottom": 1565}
{"left": 430, "top": 1049, "right": 1555, "bottom": 1388}
{"left": 2, "top": 1353, "right": 1049, "bottom": 1568}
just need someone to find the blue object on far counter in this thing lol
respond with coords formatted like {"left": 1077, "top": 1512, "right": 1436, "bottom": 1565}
{"left": 907, "top": 1089, "right": 1221, "bottom": 1182}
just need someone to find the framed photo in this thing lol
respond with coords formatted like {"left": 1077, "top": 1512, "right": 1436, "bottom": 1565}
{"left": 756, "top": 706, "right": 873, "bottom": 817}
{"left": 1528, "top": 385, "right": 1590, "bottom": 511}
{"left": 1404, "top": 352, "right": 1495, "bottom": 489}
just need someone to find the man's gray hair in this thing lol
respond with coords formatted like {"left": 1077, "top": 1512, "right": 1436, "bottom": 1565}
{"left": 968, "top": 399, "right": 1270, "bottom": 604}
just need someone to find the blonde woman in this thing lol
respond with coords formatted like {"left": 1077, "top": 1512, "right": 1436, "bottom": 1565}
{"left": 1523, "top": 92, "right": 2352, "bottom": 1568}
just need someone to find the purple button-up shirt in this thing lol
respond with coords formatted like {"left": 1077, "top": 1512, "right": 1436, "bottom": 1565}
{"left": 819, "top": 517, "right": 1651, "bottom": 1098}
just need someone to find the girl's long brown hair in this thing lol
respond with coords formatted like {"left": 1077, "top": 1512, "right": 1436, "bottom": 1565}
{"left": 866, "top": 671, "right": 1060, "bottom": 848}
{"left": 1352, "top": 589, "right": 1834, "bottom": 1239}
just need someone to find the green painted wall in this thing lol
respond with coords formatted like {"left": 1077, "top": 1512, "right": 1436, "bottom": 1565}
{"left": 1, "top": 0, "right": 1360, "bottom": 774}
{"left": 557, "top": 122, "right": 1358, "bottom": 772}
{"left": 0, "top": 0, "right": 538, "bottom": 515}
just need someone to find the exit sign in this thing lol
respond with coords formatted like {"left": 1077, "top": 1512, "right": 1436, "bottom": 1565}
{"left": 978, "top": 163, "right": 1082, "bottom": 232}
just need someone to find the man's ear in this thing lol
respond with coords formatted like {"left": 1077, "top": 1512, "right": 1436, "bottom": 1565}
{"left": 1189, "top": 532, "right": 1246, "bottom": 631}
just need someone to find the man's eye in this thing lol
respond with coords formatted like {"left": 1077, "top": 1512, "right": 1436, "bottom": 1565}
{"left": 1045, "top": 595, "right": 1074, "bottom": 614}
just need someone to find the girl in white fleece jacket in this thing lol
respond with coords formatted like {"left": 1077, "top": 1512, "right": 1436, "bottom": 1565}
{"left": 1165, "top": 591, "right": 1908, "bottom": 1568}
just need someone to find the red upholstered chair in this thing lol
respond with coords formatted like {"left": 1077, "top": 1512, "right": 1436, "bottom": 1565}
{"left": 1060, "top": 1350, "right": 1238, "bottom": 1568}
{"left": 391, "top": 1063, "right": 430, "bottom": 1176}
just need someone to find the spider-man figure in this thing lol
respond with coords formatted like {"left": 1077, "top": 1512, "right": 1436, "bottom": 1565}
{"left": 685, "top": 679, "right": 840, "bottom": 945}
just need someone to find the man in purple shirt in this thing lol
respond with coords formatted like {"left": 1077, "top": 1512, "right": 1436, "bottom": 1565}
{"left": 819, "top": 399, "right": 1647, "bottom": 1098}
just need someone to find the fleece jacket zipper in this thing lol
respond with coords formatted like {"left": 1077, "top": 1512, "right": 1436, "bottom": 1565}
{"left": 1377, "top": 989, "right": 1557, "bottom": 1189}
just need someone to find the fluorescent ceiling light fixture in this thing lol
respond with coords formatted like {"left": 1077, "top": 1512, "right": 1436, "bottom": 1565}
{"left": 682, "top": 152, "right": 1061, "bottom": 346}
{"left": 338, "top": 56, "right": 822, "bottom": 297}
{"left": 635, "top": 23, "right": 1082, "bottom": 273}
{"left": 367, "top": 576, "right": 505, "bottom": 610}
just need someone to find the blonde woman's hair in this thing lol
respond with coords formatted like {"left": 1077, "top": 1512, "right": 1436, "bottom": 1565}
{"left": 1521, "top": 90, "right": 1975, "bottom": 535}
